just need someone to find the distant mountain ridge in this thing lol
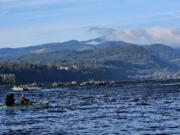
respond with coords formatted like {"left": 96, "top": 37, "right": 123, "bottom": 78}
{"left": 1, "top": 39, "right": 180, "bottom": 81}
{"left": 145, "top": 44, "right": 180, "bottom": 67}
{"left": 0, "top": 39, "right": 179, "bottom": 64}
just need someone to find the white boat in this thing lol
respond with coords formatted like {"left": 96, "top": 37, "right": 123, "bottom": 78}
{"left": 12, "top": 86, "right": 28, "bottom": 91}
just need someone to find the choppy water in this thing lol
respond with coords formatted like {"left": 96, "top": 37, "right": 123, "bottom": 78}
{"left": 1, "top": 82, "right": 180, "bottom": 135}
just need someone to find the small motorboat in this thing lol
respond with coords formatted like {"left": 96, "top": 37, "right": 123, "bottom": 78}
{"left": 27, "top": 82, "right": 42, "bottom": 90}
{"left": 0, "top": 101, "right": 48, "bottom": 110}
{"left": 12, "top": 86, "right": 28, "bottom": 91}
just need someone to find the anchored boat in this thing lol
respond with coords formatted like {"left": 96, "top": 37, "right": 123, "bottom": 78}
{"left": 12, "top": 86, "right": 42, "bottom": 91}
{"left": 0, "top": 101, "right": 48, "bottom": 110}
{"left": 12, "top": 86, "right": 28, "bottom": 91}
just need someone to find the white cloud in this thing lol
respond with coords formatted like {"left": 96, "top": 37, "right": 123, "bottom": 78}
{"left": 89, "top": 27, "right": 180, "bottom": 48}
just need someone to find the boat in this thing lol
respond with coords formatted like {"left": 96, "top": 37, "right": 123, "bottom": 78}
{"left": 12, "top": 86, "right": 28, "bottom": 91}
{"left": 28, "top": 82, "right": 42, "bottom": 90}
{"left": 0, "top": 101, "right": 48, "bottom": 110}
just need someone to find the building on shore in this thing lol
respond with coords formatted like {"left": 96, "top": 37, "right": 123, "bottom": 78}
{"left": 0, "top": 74, "right": 16, "bottom": 84}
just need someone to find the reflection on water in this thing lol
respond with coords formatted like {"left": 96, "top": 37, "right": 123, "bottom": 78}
{"left": 1, "top": 83, "right": 180, "bottom": 135}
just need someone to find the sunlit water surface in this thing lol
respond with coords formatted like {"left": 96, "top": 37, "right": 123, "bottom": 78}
{"left": 1, "top": 82, "right": 180, "bottom": 135}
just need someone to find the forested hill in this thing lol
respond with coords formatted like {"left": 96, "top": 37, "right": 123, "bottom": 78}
{"left": 0, "top": 39, "right": 180, "bottom": 83}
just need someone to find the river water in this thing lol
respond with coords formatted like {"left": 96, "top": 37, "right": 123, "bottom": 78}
{"left": 1, "top": 82, "right": 180, "bottom": 135}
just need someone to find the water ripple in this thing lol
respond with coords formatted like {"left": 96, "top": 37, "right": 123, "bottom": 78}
{"left": 1, "top": 83, "right": 180, "bottom": 134}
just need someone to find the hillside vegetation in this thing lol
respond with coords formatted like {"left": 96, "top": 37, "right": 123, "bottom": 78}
{"left": 0, "top": 39, "right": 180, "bottom": 83}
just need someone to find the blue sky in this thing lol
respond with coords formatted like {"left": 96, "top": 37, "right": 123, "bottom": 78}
{"left": 0, "top": 0, "right": 180, "bottom": 48}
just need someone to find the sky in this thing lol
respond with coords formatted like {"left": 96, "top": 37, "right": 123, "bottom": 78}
{"left": 0, "top": 0, "right": 180, "bottom": 48}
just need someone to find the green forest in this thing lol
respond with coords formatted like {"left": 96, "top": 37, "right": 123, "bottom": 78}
{"left": 0, "top": 40, "right": 180, "bottom": 84}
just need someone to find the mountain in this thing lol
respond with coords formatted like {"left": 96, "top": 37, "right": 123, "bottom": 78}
{"left": 0, "top": 40, "right": 83, "bottom": 57}
{"left": 145, "top": 44, "right": 180, "bottom": 67}
{"left": 145, "top": 44, "right": 180, "bottom": 61}
{"left": 1, "top": 39, "right": 180, "bottom": 82}
{"left": 0, "top": 40, "right": 130, "bottom": 62}
{"left": 0, "top": 39, "right": 132, "bottom": 59}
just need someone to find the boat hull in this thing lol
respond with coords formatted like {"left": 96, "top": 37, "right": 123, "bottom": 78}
{"left": 12, "top": 86, "right": 42, "bottom": 91}
{"left": 12, "top": 87, "right": 28, "bottom": 91}
{"left": 0, "top": 101, "right": 48, "bottom": 110}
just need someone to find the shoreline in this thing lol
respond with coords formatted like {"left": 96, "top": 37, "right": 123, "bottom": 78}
{"left": 1, "top": 79, "right": 180, "bottom": 89}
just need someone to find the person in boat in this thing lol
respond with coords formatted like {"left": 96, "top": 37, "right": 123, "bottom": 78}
{"left": 5, "top": 93, "right": 15, "bottom": 106}
{"left": 20, "top": 93, "right": 31, "bottom": 105}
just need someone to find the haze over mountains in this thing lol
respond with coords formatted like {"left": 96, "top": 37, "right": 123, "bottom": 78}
{"left": 0, "top": 38, "right": 180, "bottom": 82}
